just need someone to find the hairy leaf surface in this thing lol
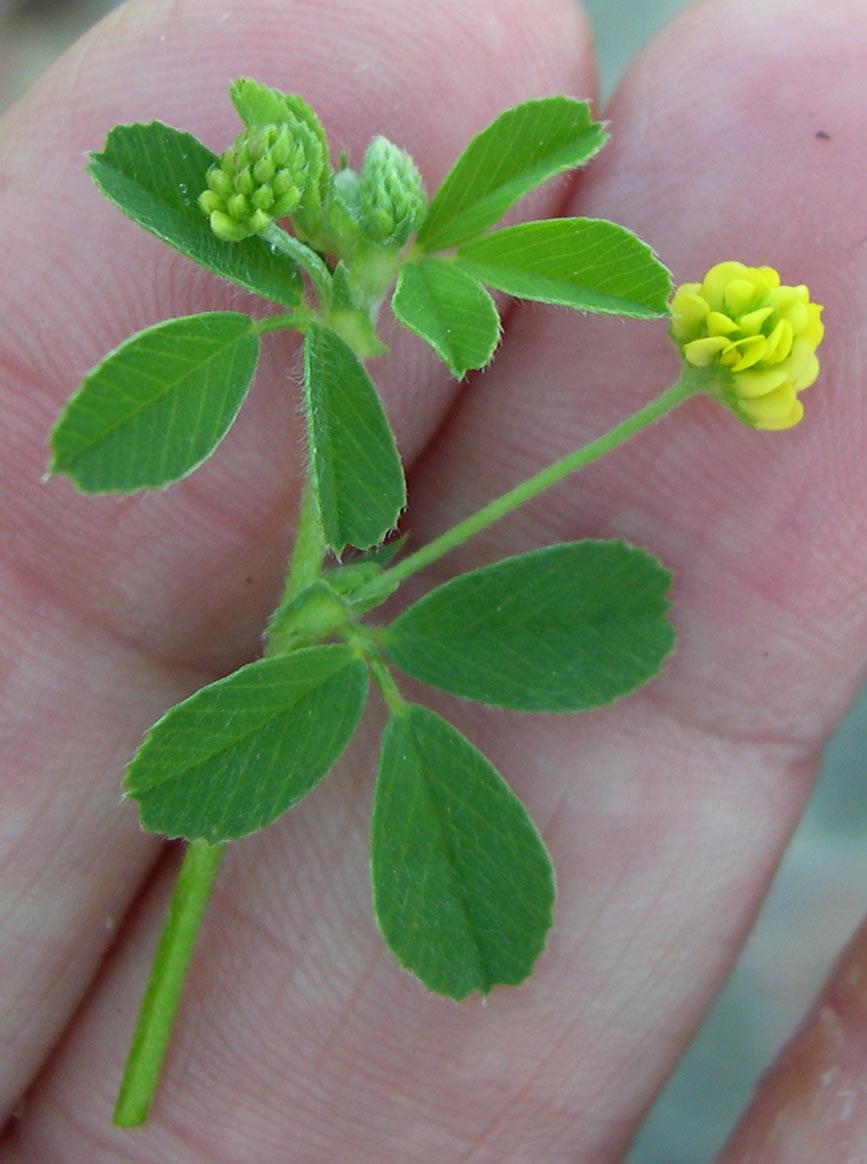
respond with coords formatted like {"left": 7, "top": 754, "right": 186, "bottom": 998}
{"left": 456, "top": 218, "right": 672, "bottom": 318}
{"left": 416, "top": 97, "right": 606, "bottom": 252}
{"left": 304, "top": 324, "right": 406, "bottom": 553}
{"left": 391, "top": 259, "right": 500, "bottom": 377}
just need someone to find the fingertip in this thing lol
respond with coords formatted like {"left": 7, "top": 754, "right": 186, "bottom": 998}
{"left": 593, "top": 0, "right": 866, "bottom": 283}
{"left": 0, "top": 0, "right": 598, "bottom": 402}
{"left": 9, "top": 0, "right": 598, "bottom": 180}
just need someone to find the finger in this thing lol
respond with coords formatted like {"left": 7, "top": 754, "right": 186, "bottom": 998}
{"left": 0, "top": 0, "right": 595, "bottom": 1130}
{"left": 3, "top": 0, "right": 594, "bottom": 671}
{"left": 7, "top": 1, "right": 861, "bottom": 1162}
{"left": 14, "top": 3, "right": 863, "bottom": 1162}
{"left": 364, "top": 0, "right": 866, "bottom": 1151}
{"left": 410, "top": 1, "right": 865, "bottom": 748}
{"left": 719, "top": 909, "right": 867, "bottom": 1162}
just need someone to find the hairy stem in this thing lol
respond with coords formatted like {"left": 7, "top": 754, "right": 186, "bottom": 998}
{"left": 254, "top": 308, "right": 315, "bottom": 336}
{"left": 262, "top": 222, "right": 333, "bottom": 309}
{"left": 280, "top": 481, "right": 326, "bottom": 605}
{"left": 344, "top": 624, "right": 407, "bottom": 714}
{"left": 357, "top": 373, "right": 699, "bottom": 605}
{"left": 115, "top": 483, "right": 323, "bottom": 1125}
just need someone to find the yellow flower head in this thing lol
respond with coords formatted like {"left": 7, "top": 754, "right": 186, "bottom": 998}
{"left": 670, "top": 261, "right": 824, "bottom": 430}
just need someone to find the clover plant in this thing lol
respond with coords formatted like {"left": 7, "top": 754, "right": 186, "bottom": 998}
{"left": 47, "top": 79, "right": 824, "bottom": 1126}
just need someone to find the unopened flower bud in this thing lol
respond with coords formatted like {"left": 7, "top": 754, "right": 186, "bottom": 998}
{"left": 670, "top": 261, "right": 824, "bottom": 430}
{"left": 198, "top": 123, "right": 309, "bottom": 242}
{"left": 357, "top": 136, "right": 426, "bottom": 248}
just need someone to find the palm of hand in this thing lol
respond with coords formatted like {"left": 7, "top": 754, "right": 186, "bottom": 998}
{"left": 1, "top": 1, "right": 865, "bottom": 1161}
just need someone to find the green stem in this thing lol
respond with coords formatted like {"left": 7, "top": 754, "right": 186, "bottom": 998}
{"left": 262, "top": 222, "right": 333, "bottom": 310}
{"left": 113, "top": 426, "right": 325, "bottom": 1126}
{"left": 358, "top": 373, "right": 699, "bottom": 604}
{"left": 281, "top": 481, "right": 326, "bottom": 603}
{"left": 114, "top": 840, "right": 224, "bottom": 1127}
{"left": 344, "top": 624, "right": 407, "bottom": 714}
{"left": 254, "top": 308, "right": 315, "bottom": 337}
{"left": 262, "top": 481, "right": 329, "bottom": 657}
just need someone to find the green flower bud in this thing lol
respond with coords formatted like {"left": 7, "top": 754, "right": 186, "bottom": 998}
{"left": 252, "top": 155, "right": 276, "bottom": 185}
{"left": 198, "top": 123, "right": 310, "bottom": 242}
{"left": 357, "top": 136, "right": 426, "bottom": 247}
{"left": 206, "top": 168, "right": 233, "bottom": 201}
{"left": 272, "top": 170, "right": 298, "bottom": 201}
{"left": 282, "top": 118, "right": 328, "bottom": 240}
{"left": 251, "top": 186, "right": 274, "bottom": 212}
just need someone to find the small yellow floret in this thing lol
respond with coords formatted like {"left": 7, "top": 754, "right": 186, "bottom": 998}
{"left": 670, "top": 261, "right": 824, "bottom": 430}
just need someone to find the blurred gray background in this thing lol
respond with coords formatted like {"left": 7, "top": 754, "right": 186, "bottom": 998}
{"left": 2, "top": 1, "right": 864, "bottom": 1160}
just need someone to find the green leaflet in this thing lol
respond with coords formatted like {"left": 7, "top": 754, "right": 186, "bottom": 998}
{"left": 391, "top": 259, "right": 500, "bottom": 378}
{"left": 371, "top": 704, "right": 554, "bottom": 999}
{"left": 456, "top": 218, "right": 672, "bottom": 318}
{"left": 88, "top": 122, "right": 303, "bottom": 305}
{"left": 304, "top": 324, "right": 406, "bottom": 553}
{"left": 124, "top": 646, "right": 368, "bottom": 842}
{"left": 416, "top": 96, "right": 607, "bottom": 253}
{"left": 385, "top": 540, "right": 675, "bottom": 712}
{"left": 48, "top": 312, "right": 259, "bottom": 493}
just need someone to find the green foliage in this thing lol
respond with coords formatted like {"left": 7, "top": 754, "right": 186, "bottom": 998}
{"left": 327, "top": 261, "right": 389, "bottom": 356}
{"left": 229, "top": 78, "right": 331, "bottom": 200}
{"left": 88, "top": 122, "right": 303, "bottom": 305}
{"left": 385, "top": 541, "right": 675, "bottom": 712}
{"left": 416, "top": 96, "right": 607, "bottom": 253}
{"left": 456, "top": 218, "right": 673, "bottom": 318}
{"left": 265, "top": 578, "right": 352, "bottom": 653}
{"left": 199, "top": 123, "right": 312, "bottom": 242}
{"left": 51, "top": 82, "right": 700, "bottom": 1125}
{"left": 49, "top": 312, "right": 259, "bottom": 493}
{"left": 371, "top": 704, "right": 554, "bottom": 998}
{"left": 230, "top": 79, "right": 330, "bottom": 165}
{"left": 303, "top": 323, "right": 406, "bottom": 553}
{"left": 124, "top": 646, "right": 368, "bottom": 842}
{"left": 357, "top": 137, "right": 427, "bottom": 247}
{"left": 391, "top": 259, "right": 501, "bottom": 377}
{"left": 265, "top": 538, "right": 407, "bottom": 654}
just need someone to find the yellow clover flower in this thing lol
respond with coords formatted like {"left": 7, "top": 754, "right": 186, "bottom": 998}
{"left": 670, "top": 261, "right": 824, "bottom": 430}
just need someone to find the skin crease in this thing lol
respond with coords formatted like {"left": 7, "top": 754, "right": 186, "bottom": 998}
{"left": 0, "top": 0, "right": 865, "bottom": 1161}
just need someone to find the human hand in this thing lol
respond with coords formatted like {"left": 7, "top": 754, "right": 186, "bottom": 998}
{"left": 1, "top": 1, "right": 865, "bottom": 1160}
